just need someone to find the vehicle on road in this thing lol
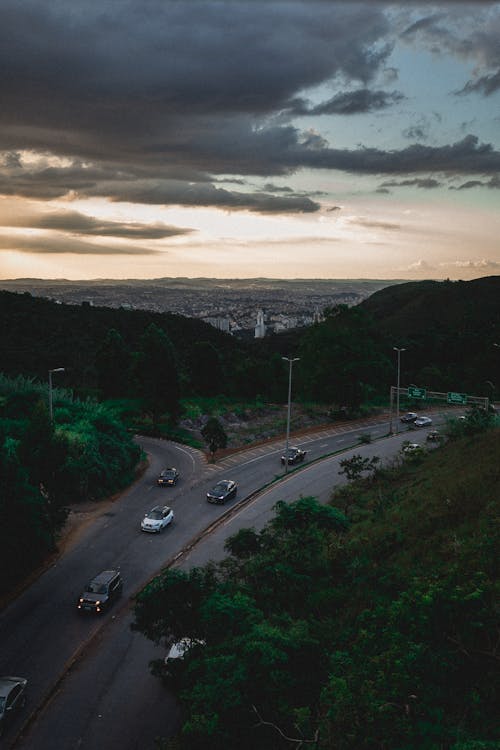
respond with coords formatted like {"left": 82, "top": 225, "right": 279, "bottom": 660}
{"left": 401, "top": 412, "right": 418, "bottom": 423}
{"left": 426, "top": 430, "right": 441, "bottom": 442}
{"left": 0, "top": 676, "right": 27, "bottom": 738}
{"left": 77, "top": 570, "right": 123, "bottom": 614}
{"left": 157, "top": 468, "right": 179, "bottom": 487}
{"left": 141, "top": 505, "right": 174, "bottom": 533}
{"left": 414, "top": 416, "right": 432, "bottom": 427}
{"left": 402, "top": 442, "right": 422, "bottom": 455}
{"left": 281, "top": 446, "right": 307, "bottom": 465}
{"left": 206, "top": 479, "right": 237, "bottom": 504}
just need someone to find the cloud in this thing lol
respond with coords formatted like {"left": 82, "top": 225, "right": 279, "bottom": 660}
{"left": 0, "top": 234, "right": 160, "bottom": 255}
{"left": 440, "top": 258, "right": 500, "bottom": 270}
{"left": 7, "top": 210, "right": 193, "bottom": 239}
{"left": 291, "top": 89, "right": 405, "bottom": 116}
{"left": 406, "top": 259, "right": 436, "bottom": 272}
{"left": 457, "top": 69, "right": 500, "bottom": 97}
{"left": 348, "top": 218, "right": 401, "bottom": 232}
{"left": 450, "top": 175, "right": 500, "bottom": 190}
{"left": 379, "top": 178, "right": 442, "bottom": 189}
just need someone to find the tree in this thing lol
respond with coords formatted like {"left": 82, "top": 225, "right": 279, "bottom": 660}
{"left": 95, "top": 328, "right": 132, "bottom": 398}
{"left": 201, "top": 417, "right": 228, "bottom": 460}
{"left": 338, "top": 453, "right": 380, "bottom": 482}
{"left": 134, "top": 324, "right": 180, "bottom": 424}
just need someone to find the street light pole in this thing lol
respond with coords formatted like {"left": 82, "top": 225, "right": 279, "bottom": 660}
{"left": 393, "top": 347, "right": 405, "bottom": 435}
{"left": 48, "top": 367, "right": 65, "bottom": 422}
{"left": 282, "top": 357, "right": 300, "bottom": 474}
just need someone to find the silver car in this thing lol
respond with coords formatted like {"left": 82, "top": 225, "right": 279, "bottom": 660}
{"left": 141, "top": 505, "right": 174, "bottom": 533}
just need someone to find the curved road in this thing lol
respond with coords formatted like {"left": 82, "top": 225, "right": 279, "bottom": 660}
{"left": 0, "top": 411, "right": 452, "bottom": 748}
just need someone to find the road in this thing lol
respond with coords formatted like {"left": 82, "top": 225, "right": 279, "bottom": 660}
{"left": 0, "top": 412, "right": 449, "bottom": 748}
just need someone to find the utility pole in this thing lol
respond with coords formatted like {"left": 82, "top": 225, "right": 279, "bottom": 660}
{"left": 282, "top": 357, "right": 300, "bottom": 474}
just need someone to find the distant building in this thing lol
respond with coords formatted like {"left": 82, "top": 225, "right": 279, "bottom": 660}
{"left": 204, "top": 317, "right": 231, "bottom": 333}
{"left": 254, "top": 309, "right": 266, "bottom": 338}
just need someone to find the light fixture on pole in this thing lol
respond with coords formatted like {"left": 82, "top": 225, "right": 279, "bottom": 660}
{"left": 282, "top": 357, "right": 300, "bottom": 474}
{"left": 48, "top": 367, "right": 65, "bottom": 422}
{"left": 393, "top": 348, "right": 405, "bottom": 434}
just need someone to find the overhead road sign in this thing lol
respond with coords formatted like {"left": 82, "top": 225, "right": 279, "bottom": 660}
{"left": 447, "top": 392, "right": 468, "bottom": 405}
{"left": 408, "top": 386, "right": 427, "bottom": 399}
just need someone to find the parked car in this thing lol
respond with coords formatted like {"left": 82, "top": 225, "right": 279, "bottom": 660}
{"left": 402, "top": 442, "right": 422, "bottom": 455}
{"left": 401, "top": 412, "right": 418, "bottom": 423}
{"left": 206, "top": 479, "right": 237, "bottom": 504}
{"left": 141, "top": 505, "right": 174, "bottom": 533}
{"left": 414, "top": 416, "right": 432, "bottom": 427}
{"left": 157, "top": 468, "right": 179, "bottom": 487}
{"left": 77, "top": 570, "right": 123, "bottom": 614}
{"left": 0, "top": 676, "right": 27, "bottom": 738}
{"left": 281, "top": 446, "right": 307, "bottom": 465}
{"left": 426, "top": 430, "right": 440, "bottom": 442}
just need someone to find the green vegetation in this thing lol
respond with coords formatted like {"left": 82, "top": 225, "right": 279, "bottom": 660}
{"left": 0, "top": 374, "right": 141, "bottom": 597}
{"left": 133, "top": 428, "right": 500, "bottom": 750}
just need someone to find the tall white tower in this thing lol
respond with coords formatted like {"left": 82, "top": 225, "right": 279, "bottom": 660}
{"left": 254, "top": 309, "right": 266, "bottom": 338}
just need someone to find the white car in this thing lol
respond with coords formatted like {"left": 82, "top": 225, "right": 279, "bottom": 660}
{"left": 141, "top": 505, "right": 174, "bottom": 533}
{"left": 402, "top": 442, "right": 421, "bottom": 455}
{"left": 414, "top": 416, "right": 432, "bottom": 427}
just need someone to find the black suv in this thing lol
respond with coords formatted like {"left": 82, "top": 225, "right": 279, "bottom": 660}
{"left": 77, "top": 570, "right": 123, "bottom": 614}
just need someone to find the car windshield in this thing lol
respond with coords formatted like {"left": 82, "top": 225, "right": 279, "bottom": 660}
{"left": 213, "top": 482, "right": 228, "bottom": 492}
{"left": 86, "top": 582, "right": 107, "bottom": 594}
{"left": 162, "top": 470, "right": 175, "bottom": 477}
{"left": 147, "top": 509, "right": 163, "bottom": 520}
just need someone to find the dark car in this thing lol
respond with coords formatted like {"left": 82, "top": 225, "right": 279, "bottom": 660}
{"left": 157, "top": 468, "right": 179, "bottom": 487}
{"left": 77, "top": 569, "right": 123, "bottom": 614}
{"left": 0, "top": 676, "right": 27, "bottom": 738}
{"left": 281, "top": 446, "right": 307, "bottom": 466}
{"left": 206, "top": 479, "right": 237, "bottom": 504}
{"left": 401, "top": 412, "right": 418, "bottom": 423}
{"left": 426, "top": 429, "right": 441, "bottom": 442}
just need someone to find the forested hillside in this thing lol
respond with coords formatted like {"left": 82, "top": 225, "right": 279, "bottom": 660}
{"left": 1, "top": 277, "right": 499, "bottom": 418}
{"left": 134, "top": 426, "right": 500, "bottom": 750}
{"left": 0, "top": 375, "right": 141, "bottom": 597}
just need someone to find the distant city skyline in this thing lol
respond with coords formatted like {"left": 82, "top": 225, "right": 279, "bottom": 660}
{"left": 0, "top": 1, "right": 499, "bottom": 281}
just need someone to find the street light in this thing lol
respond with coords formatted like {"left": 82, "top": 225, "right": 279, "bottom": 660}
{"left": 282, "top": 357, "right": 300, "bottom": 473}
{"left": 393, "top": 347, "right": 406, "bottom": 434}
{"left": 48, "top": 367, "right": 65, "bottom": 422}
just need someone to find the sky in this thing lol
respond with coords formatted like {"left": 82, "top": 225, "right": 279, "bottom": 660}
{"left": 0, "top": 0, "right": 499, "bottom": 281}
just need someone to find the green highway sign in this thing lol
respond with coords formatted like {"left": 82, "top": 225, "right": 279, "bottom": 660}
{"left": 408, "top": 386, "right": 426, "bottom": 399}
{"left": 447, "top": 391, "right": 468, "bottom": 405}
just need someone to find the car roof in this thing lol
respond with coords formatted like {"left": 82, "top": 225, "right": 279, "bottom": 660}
{"left": 161, "top": 468, "right": 177, "bottom": 473}
{"left": 0, "top": 676, "right": 26, "bottom": 695}
{"left": 91, "top": 570, "right": 120, "bottom": 584}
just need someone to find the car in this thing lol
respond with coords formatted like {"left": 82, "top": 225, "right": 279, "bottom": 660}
{"left": 206, "top": 479, "right": 237, "bottom": 504}
{"left": 141, "top": 505, "right": 174, "bottom": 532}
{"left": 281, "top": 446, "right": 307, "bottom": 466}
{"left": 157, "top": 468, "right": 179, "bottom": 487}
{"left": 77, "top": 570, "right": 123, "bottom": 614}
{"left": 414, "top": 416, "right": 432, "bottom": 427}
{"left": 0, "top": 676, "right": 27, "bottom": 738}
{"left": 400, "top": 412, "right": 418, "bottom": 423}
{"left": 165, "top": 638, "right": 205, "bottom": 662}
{"left": 402, "top": 442, "right": 421, "bottom": 455}
{"left": 426, "top": 429, "right": 440, "bottom": 442}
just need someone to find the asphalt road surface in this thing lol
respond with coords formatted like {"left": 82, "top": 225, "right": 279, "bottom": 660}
{"left": 0, "top": 411, "right": 453, "bottom": 749}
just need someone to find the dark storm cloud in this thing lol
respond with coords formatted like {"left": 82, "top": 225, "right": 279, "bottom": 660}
{"left": 0, "top": 0, "right": 498, "bottom": 218}
{"left": 286, "top": 135, "right": 500, "bottom": 175}
{"left": 7, "top": 211, "right": 193, "bottom": 239}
